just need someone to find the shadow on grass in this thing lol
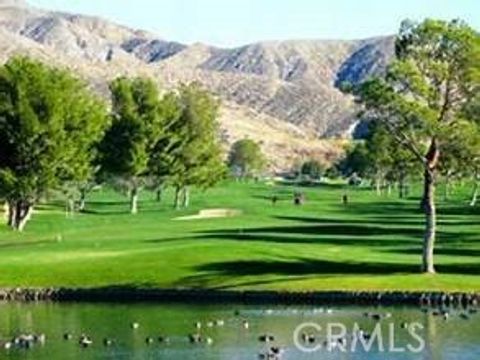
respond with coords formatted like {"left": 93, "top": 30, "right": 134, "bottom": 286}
{"left": 0, "top": 239, "right": 56, "bottom": 249}
{"left": 276, "top": 181, "right": 348, "bottom": 189}
{"left": 438, "top": 205, "right": 480, "bottom": 216}
{"left": 385, "top": 247, "right": 480, "bottom": 257}
{"left": 339, "top": 201, "right": 422, "bottom": 217}
{"left": 187, "top": 258, "right": 480, "bottom": 277}
{"left": 81, "top": 207, "right": 174, "bottom": 216}
{"left": 198, "top": 223, "right": 419, "bottom": 237}
{"left": 275, "top": 215, "right": 480, "bottom": 228}
{"left": 189, "top": 220, "right": 471, "bottom": 247}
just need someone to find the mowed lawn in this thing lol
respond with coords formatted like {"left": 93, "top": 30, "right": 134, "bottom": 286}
{"left": 0, "top": 181, "right": 479, "bottom": 292}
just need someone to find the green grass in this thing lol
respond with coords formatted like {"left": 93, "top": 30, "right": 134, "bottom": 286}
{"left": 0, "top": 180, "right": 479, "bottom": 292}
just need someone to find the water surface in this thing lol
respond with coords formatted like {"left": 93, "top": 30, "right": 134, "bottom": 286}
{"left": 0, "top": 302, "right": 478, "bottom": 359}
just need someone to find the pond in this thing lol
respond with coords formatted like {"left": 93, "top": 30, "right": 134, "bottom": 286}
{"left": 0, "top": 302, "right": 478, "bottom": 359}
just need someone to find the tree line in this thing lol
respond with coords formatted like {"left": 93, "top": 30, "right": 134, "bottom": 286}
{"left": 0, "top": 57, "right": 226, "bottom": 231}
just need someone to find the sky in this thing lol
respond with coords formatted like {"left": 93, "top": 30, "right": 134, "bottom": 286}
{"left": 27, "top": 0, "right": 480, "bottom": 47}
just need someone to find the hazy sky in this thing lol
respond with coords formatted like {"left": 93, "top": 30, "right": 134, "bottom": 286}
{"left": 28, "top": 0, "right": 480, "bottom": 47}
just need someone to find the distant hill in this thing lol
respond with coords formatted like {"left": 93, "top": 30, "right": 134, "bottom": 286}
{"left": 0, "top": 0, "right": 395, "bottom": 170}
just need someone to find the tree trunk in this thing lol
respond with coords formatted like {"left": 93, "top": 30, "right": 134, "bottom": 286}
{"left": 16, "top": 205, "right": 32, "bottom": 232}
{"left": 4, "top": 202, "right": 9, "bottom": 224}
{"left": 11, "top": 200, "right": 33, "bottom": 232}
{"left": 375, "top": 175, "right": 382, "bottom": 196}
{"left": 398, "top": 170, "right": 406, "bottom": 199}
{"left": 470, "top": 179, "right": 479, "bottom": 207}
{"left": 65, "top": 199, "right": 75, "bottom": 218}
{"left": 387, "top": 182, "right": 392, "bottom": 196}
{"left": 78, "top": 189, "right": 87, "bottom": 212}
{"left": 421, "top": 139, "right": 439, "bottom": 274}
{"left": 174, "top": 186, "right": 181, "bottom": 210}
{"left": 130, "top": 186, "right": 139, "bottom": 214}
{"left": 182, "top": 187, "right": 190, "bottom": 208}
{"left": 156, "top": 187, "right": 163, "bottom": 202}
{"left": 6, "top": 201, "right": 15, "bottom": 227}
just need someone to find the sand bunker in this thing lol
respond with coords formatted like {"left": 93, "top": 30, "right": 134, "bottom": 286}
{"left": 174, "top": 208, "right": 242, "bottom": 221}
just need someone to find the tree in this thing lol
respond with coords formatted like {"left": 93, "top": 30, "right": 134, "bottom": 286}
{"left": 363, "top": 121, "right": 418, "bottom": 197}
{"left": 364, "top": 122, "right": 395, "bottom": 195}
{"left": 353, "top": 19, "right": 480, "bottom": 273}
{"left": 437, "top": 126, "right": 476, "bottom": 201}
{"left": 152, "top": 83, "right": 226, "bottom": 209}
{"left": 227, "top": 139, "right": 266, "bottom": 180}
{"left": 461, "top": 94, "right": 480, "bottom": 206}
{"left": 147, "top": 91, "right": 182, "bottom": 202}
{"left": 99, "top": 77, "right": 164, "bottom": 214}
{"left": 300, "top": 159, "right": 325, "bottom": 180}
{"left": 0, "top": 57, "right": 108, "bottom": 230}
{"left": 337, "top": 141, "right": 370, "bottom": 179}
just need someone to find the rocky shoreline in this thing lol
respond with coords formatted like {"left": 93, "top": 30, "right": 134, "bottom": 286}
{"left": 0, "top": 287, "right": 478, "bottom": 307}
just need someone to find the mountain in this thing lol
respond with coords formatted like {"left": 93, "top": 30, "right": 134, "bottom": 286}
{"left": 0, "top": 0, "right": 395, "bottom": 170}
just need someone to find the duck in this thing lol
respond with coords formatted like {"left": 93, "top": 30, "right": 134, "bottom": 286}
{"left": 158, "top": 336, "right": 170, "bottom": 344}
{"left": 145, "top": 337, "right": 154, "bottom": 345}
{"left": 188, "top": 333, "right": 201, "bottom": 343}
{"left": 356, "top": 329, "right": 371, "bottom": 340}
{"left": 367, "top": 312, "right": 390, "bottom": 321}
{"left": 103, "top": 338, "right": 113, "bottom": 347}
{"left": 16, "top": 334, "right": 34, "bottom": 349}
{"left": 270, "top": 346, "right": 284, "bottom": 355}
{"left": 79, "top": 334, "right": 93, "bottom": 348}
{"left": 63, "top": 333, "right": 73, "bottom": 340}
{"left": 301, "top": 333, "right": 315, "bottom": 343}
{"left": 323, "top": 339, "right": 338, "bottom": 349}
{"left": 258, "top": 334, "right": 275, "bottom": 343}
{"left": 259, "top": 350, "right": 282, "bottom": 360}
{"left": 34, "top": 334, "right": 46, "bottom": 344}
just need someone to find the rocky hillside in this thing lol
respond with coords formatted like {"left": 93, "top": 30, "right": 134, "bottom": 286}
{"left": 0, "top": 0, "right": 395, "bottom": 170}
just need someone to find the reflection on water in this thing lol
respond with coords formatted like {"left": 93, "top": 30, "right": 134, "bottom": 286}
{"left": 0, "top": 302, "right": 478, "bottom": 359}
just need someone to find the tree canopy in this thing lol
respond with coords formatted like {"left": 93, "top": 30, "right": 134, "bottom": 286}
{"left": 228, "top": 138, "right": 266, "bottom": 179}
{"left": 153, "top": 83, "right": 226, "bottom": 208}
{"left": 353, "top": 19, "right": 480, "bottom": 273}
{"left": 99, "top": 77, "right": 166, "bottom": 214}
{"left": 0, "top": 56, "right": 109, "bottom": 230}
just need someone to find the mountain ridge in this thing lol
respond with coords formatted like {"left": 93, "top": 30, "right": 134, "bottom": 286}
{"left": 0, "top": 0, "right": 395, "bottom": 170}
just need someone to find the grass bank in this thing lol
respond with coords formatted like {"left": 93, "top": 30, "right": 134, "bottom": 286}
{"left": 0, "top": 181, "right": 478, "bottom": 292}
